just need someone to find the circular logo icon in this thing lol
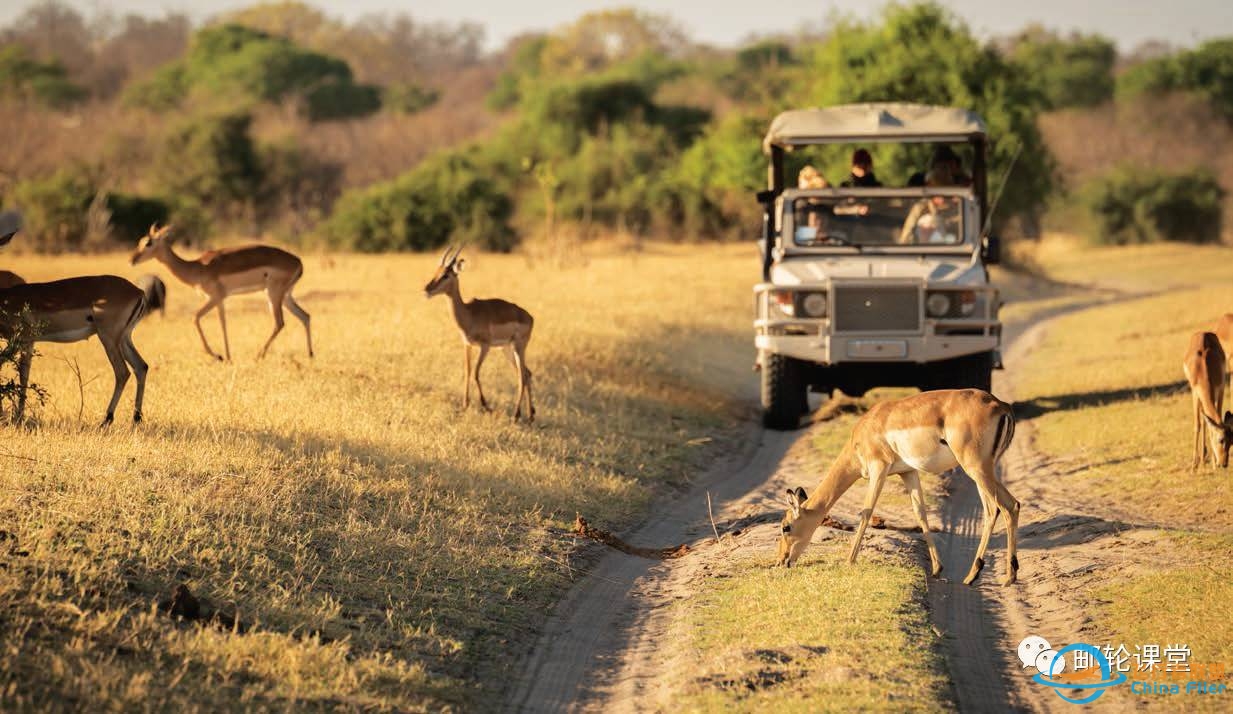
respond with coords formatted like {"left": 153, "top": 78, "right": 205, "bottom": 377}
{"left": 1031, "top": 643, "right": 1127, "bottom": 704}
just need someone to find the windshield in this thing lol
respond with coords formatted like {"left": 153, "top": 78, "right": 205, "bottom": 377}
{"left": 792, "top": 195, "right": 966, "bottom": 248}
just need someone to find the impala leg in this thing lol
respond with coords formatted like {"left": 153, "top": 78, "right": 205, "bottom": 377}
{"left": 1193, "top": 392, "right": 1204, "bottom": 470}
{"left": 217, "top": 301, "right": 231, "bottom": 362}
{"left": 902, "top": 471, "right": 942, "bottom": 577}
{"left": 194, "top": 298, "right": 224, "bottom": 361}
{"left": 257, "top": 288, "right": 286, "bottom": 360}
{"left": 463, "top": 344, "right": 472, "bottom": 409}
{"left": 963, "top": 460, "right": 1004, "bottom": 585}
{"left": 120, "top": 334, "right": 148, "bottom": 423}
{"left": 848, "top": 467, "right": 886, "bottom": 565}
{"left": 283, "top": 294, "right": 312, "bottom": 358}
{"left": 99, "top": 336, "right": 131, "bottom": 427}
{"left": 513, "top": 340, "right": 535, "bottom": 421}
{"left": 474, "top": 344, "right": 491, "bottom": 411}
{"left": 993, "top": 479, "right": 1021, "bottom": 586}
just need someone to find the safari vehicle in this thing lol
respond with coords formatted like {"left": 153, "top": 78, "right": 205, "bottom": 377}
{"left": 755, "top": 103, "right": 1003, "bottom": 429}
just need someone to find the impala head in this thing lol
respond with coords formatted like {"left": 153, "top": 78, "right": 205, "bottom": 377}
{"left": 424, "top": 245, "right": 465, "bottom": 298}
{"left": 1204, "top": 411, "right": 1233, "bottom": 468}
{"left": 777, "top": 486, "right": 812, "bottom": 567}
{"left": 130, "top": 223, "right": 174, "bottom": 265}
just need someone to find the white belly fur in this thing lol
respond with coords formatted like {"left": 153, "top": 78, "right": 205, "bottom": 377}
{"left": 885, "top": 426, "right": 959, "bottom": 474}
{"left": 217, "top": 268, "right": 272, "bottom": 295}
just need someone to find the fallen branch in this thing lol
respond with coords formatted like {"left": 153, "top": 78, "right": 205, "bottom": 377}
{"left": 573, "top": 515, "right": 692, "bottom": 560}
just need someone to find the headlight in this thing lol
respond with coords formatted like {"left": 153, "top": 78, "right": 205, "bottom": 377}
{"left": 772, "top": 291, "right": 794, "bottom": 317}
{"left": 799, "top": 292, "right": 827, "bottom": 318}
{"left": 925, "top": 292, "right": 952, "bottom": 317}
{"left": 958, "top": 291, "right": 977, "bottom": 316}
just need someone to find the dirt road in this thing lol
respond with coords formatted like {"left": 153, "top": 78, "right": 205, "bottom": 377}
{"left": 508, "top": 295, "right": 1145, "bottom": 713}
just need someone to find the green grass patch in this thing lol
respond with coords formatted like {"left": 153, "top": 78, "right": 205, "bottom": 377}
{"left": 666, "top": 546, "right": 951, "bottom": 713}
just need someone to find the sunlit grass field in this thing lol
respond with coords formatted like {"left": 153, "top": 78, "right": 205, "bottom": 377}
{"left": 0, "top": 243, "right": 757, "bottom": 710}
{"left": 1020, "top": 238, "right": 1233, "bottom": 703}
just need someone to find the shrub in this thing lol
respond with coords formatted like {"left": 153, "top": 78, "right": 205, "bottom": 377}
{"left": 324, "top": 149, "right": 515, "bottom": 252}
{"left": 157, "top": 112, "right": 263, "bottom": 221}
{"left": 1081, "top": 167, "right": 1225, "bottom": 244}
{"left": 8, "top": 168, "right": 95, "bottom": 252}
{"left": 1007, "top": 28, "right": 1116, "bottom": 110}
{"left": 384, "top": 83, "right": 439, "bottom": 114}
{"left": 0, "top": 45, "right": 86, "bottom": 109}
{"left": 126, "top": 23, "right": 380, "bottom": 121}
{"left": 1118, "top": 39, "right": 1233, "bottom": 121}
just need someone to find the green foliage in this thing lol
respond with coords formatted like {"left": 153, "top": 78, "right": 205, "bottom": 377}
{"left": 800, "top": 3, "right": 1053, "bottom": 224}
{"left": 303, "top": 80, "right": 381, "bottom": 121}
{"left": 0, "top": 45, "right": 86, "bottom": 109}
{"left": 126, "top": 23, "right": 380, "bottom": 121}
{"left": 157, "top": 112, "right": 263, "bottom": 218}
{"left": 324, "top": 149, "right": 515, "bottom": 252}
{"left": 718, "top": 40, "right": 801, "bottom": 105}
{"left": 384, "top": 83, "right": 440, "bottom": 114}
{"left": 0, "top": 305, "right": 46, "bottom": 420}
{"left": 1008, "top": 28, "right": 1115, "bottom": 109}
{"left": 1118, "top": 39, "right": 1233, "bottom": 121}
{"left": 1080, "top": 166, "right": 1225, "bottom": 245}
{"left": 105, "top": 193, "right": 170, "bottom": 242}
{"left": 664, "top": 114, "right": 767, "bottom": 238}
{"left": 8, "top": 168, "right": 95, "bottom": 252}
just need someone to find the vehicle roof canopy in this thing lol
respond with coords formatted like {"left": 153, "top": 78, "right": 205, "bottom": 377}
{"left": 762, "top": 103, "right": 987, "bottom": 153}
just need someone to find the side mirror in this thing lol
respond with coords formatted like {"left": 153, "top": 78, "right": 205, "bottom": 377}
{"left": 982, "top": 234, "right": 1001, "bottom": 265}
{"left": 756, "top": 189, "right": 776, "bottom": 204}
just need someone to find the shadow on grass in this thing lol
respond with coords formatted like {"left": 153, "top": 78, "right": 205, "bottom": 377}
{"left": 1014, "top": 380, "right": 1187, "bottom": 421}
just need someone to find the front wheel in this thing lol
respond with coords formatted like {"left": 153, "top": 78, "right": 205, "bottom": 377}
{"left": 762, "top": 352, "right": 807, "bottom": 430}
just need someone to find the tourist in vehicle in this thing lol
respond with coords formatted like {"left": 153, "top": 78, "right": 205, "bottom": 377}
{"left": 840, "top": 148, "right": 882, "bottom": 187}
{"left": 798, "top": 165, "right": 828, "bottom": 190}
{"left": 899, "top": 168, "right": 962, "bottom": 244}
{"left": 908, "top": 145, "right": 972, "bottom": 187}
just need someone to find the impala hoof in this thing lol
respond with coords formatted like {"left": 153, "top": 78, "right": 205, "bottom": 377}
{"left": 133, "top": 412, "right": 143, "bottom": 424}
{"left": 100, "top": 414, "right": 114, "bottom": 429}
{"left": 963, "top": 557, "right": 985, "bottom": 585}
{"left": 1000, "top": 574, "right": 1017, "bottom": 586}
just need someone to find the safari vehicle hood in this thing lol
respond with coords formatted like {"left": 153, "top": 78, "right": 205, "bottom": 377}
{"left": 770, "top": 254, "right": 986, "bottom": 286}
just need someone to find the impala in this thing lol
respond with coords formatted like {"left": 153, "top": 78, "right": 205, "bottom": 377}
{"left": 130, "top": 225, "right": 312, "bottom": 361}
{"left": 0, "top": 232, "right": 149, "bottom": 425}
{"left": 778, "top": 388, "right": 1020, "bottom": 586}
{"left": 1182, "top": 331, "right": 1232, "bottom": 469}
{"left": 424, "top": 246, "right": 535, "bottom": 422}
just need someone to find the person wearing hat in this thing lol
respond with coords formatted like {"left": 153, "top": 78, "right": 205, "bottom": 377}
{"left": 841, "top": 148, "right": 882, "bottom": 188}
{"left": 908, "top": 145, "right": 971, "bottom": 187}
{"left": 899, "top": 167, "right": 963, "bottom": 244}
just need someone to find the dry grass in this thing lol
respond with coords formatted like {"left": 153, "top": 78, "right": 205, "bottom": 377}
{"left": 0, "top": 242, "right": 756, "bottom": 710}
{"left": 1015, "top": 238, "right": 1233, "bottom": 708}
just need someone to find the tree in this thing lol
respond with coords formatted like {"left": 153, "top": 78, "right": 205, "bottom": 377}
{"left": 801, "top": 3, "right": 1054, "bottom": 226}
{"left": 1119, "top": 39, "right": 1233, "bottom": 121}
{"left": 1006, "top": 26, "right": 1116, "bottom": 109}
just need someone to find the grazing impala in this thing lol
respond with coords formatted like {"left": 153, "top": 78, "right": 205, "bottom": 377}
{"left": 424, "top": 246, "right": 535, "bottom": 422}
{"left": 778, "top": 389, "right": 1020, "bottom": 586}
{"left": 1182, "top": 331, "right": 1232, "bottom": 469}
{"left": 130, "top": 225, "right": 312, "bottom": 361}
{"left": 0, "top": 232, "right": 149, "bottom": 425}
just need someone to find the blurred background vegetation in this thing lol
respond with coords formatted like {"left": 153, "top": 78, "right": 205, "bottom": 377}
{"left": 0, "top": 1, "right": 1230, "bottom": 253}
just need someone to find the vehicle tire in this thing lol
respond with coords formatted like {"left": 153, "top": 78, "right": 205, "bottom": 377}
{"left": 762, "top": 353, "right": 807, "bottom": 430}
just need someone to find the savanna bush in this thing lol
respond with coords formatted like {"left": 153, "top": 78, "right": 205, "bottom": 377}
{"left": 1118, "top": 39, "right": 1233, "bottom": 121}
{"left": 0, "top": 45, "right": 87, "bottom": 109}
{"left": 125, "top": 23, "right": 381, "bottom": 121}
{"left": 323, "top": 149, "right": 516, "bottom": 252}
{"left": 1081, "top": 167, "right": 1225, "bottom": 244}
{"left": 157, "top": 112, "right": 263, "bottom": 222}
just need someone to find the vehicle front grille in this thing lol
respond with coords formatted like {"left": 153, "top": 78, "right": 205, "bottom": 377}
{"left": 833, "top": 285, "right": 920, "bottom": 333}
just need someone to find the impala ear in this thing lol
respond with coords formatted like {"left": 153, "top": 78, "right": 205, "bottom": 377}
{"left": 793, "top": 486, "right": 808, "bottom": 503}
{"left": 454, "top": 258, "right": 466, "bottom": 273}
{"left": 1224, "top": 410, "right": 1233, "bottom": 426}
